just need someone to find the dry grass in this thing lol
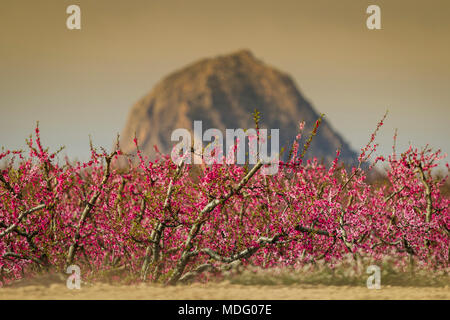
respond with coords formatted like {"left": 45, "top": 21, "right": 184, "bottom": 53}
{"left": 0, "top": 279, "right": 449, "bottom": 300}
{"left": 222, "top": 264, "right": 449, "bottom": 288}
{"left": 1, "top": 257, "right": 448, "bottom": 300}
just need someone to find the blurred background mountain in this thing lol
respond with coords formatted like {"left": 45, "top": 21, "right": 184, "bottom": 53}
{"left": 120, "top": 50, "right": 357, "bottom": 164}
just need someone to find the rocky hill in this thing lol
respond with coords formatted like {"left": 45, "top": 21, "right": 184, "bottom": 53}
{"left": 119, "top": 50, "right": 357, "bottom": 165}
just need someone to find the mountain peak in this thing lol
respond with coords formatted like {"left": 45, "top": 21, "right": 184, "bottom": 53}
{"left": 119, "top": 51, "right": 357, "bottom": 165}
{"left": 227, "top": 49, "right": 255, "bottom": 59}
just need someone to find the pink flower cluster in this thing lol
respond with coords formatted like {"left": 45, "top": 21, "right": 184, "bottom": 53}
{"left": 0, "top": 121, "right": 448, "bottom": 285}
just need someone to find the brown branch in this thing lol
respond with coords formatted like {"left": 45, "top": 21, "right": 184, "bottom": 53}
{"left": 167, "top": 160, "right": 264, "bottom": 285}
{"left": 416, "top": 164, "right": 433, "bottom": 223}
{"left": 0, "top": 174, "right": 22, "bottom": 200}
{"left": 384, "top": 186, "right": 405, "bottom": 203}
{"left": 294, "top": 225, "right": 332, "bottom": 237}
{"left": 65, "top": 150, "right": 117, "bottom": 267}
{"left": 178, "top": 263, "right": 216, "bottom": 283}
{"left": 2, "top": 252, "right": 46, "bottom": 267}
{"left": 0, "top": 204, "right": 45, "bottom": 238}
{"left": 141, "top": 161, "right": 184, "bottom": 281}
{"left": 200, "top": 234, "right": 283, "bottom": 263}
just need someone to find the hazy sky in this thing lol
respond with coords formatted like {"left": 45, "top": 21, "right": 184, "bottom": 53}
{"left": 1, "top": 0, "right": 449, "bottom": 166}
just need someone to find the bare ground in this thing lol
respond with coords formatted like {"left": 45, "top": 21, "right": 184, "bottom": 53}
{"left": 0, "top": 276, "right": 448, "bottom": 300}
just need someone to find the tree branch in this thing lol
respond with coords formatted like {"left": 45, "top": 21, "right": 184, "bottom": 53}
{"left": 167, "top": 160, "right": 264, "bottom": 285}
{"left": 66, "top": 150, "right": 117, "bottom": 267}
{"left": 0, "top": 204, "right": 45, "bottom": 238}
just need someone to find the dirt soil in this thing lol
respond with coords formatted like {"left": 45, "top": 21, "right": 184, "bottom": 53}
{"left": 0, "top": 275, "right": 449, "bottom": 299}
